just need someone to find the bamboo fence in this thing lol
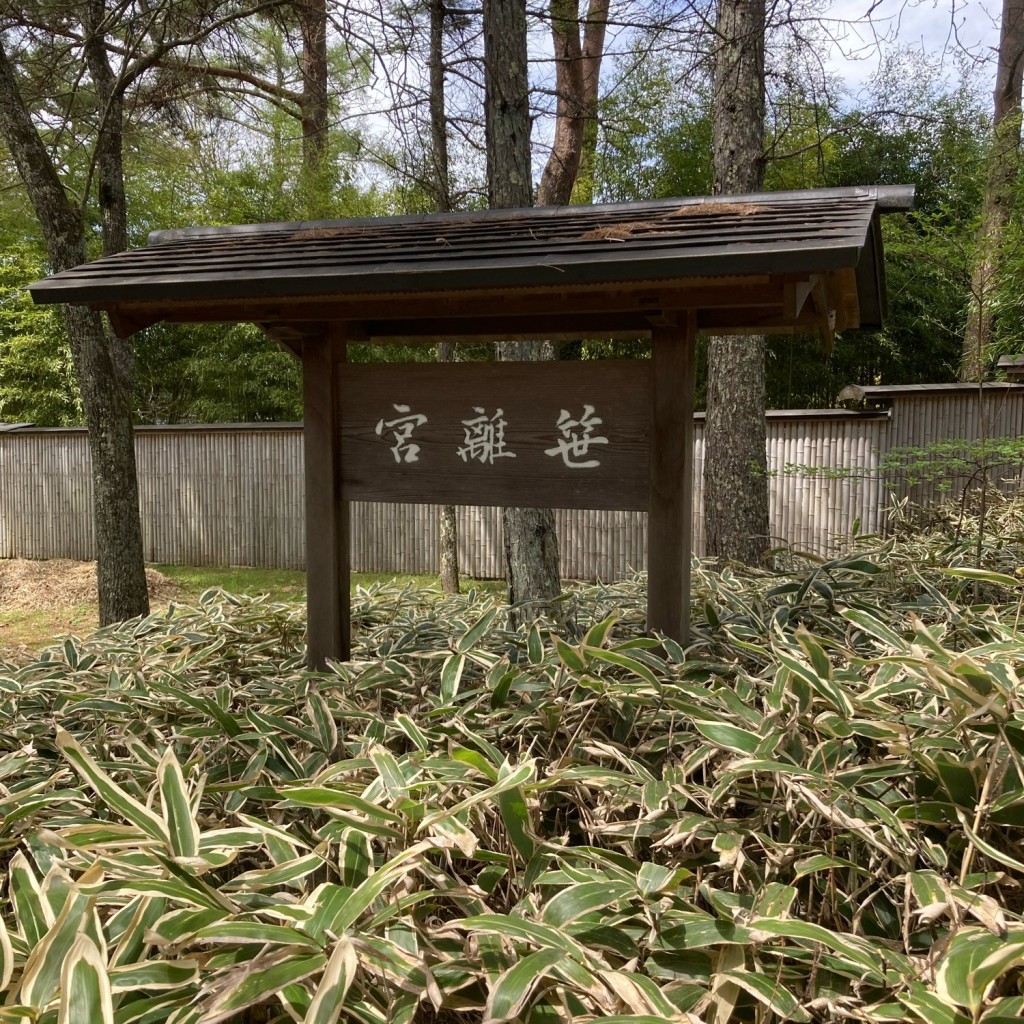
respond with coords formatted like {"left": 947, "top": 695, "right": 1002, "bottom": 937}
{"left": 1, "top": 385, "right": 1020, "bottom": 579}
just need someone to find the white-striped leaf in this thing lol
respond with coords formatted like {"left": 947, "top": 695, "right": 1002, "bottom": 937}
{"left": 58, "top": 933, "right": 113, "bottom": 1024}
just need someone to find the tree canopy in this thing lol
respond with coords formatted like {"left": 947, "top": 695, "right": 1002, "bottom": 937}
{"left": 1, "top": 1, "right": 1019, "bottom": 424}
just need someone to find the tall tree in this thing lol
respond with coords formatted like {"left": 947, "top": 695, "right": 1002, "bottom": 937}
{"left": 429, "top": 0, "right": 460, "bottom": 594}
{"left": 0, "top": 26, "right": 150, "bottom": 622}
{"left": 961, "top": 0, "right": 1024, "bottom": 381}
{"left": 702, "top": 0, "right": 770, "bottom": 565}
{"left": 484, "top": 0, "right": 562, "bottom": 617}
{"left": 299, "top": 0, "right": 329, "bottom": 182}
{"left": 536, "top": 0, "right": 608, "bottom": 207}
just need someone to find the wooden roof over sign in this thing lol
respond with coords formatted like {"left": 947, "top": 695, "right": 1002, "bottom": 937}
{"left": 29, "top": 185, "right": 914, "bottom": 347}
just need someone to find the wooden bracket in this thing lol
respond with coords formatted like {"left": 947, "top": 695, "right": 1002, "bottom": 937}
{"left": 782, "top": 275, "right": 817, "bottom": 322}
{"left": 103, "top": 306, "right": 159, "bottom": 339}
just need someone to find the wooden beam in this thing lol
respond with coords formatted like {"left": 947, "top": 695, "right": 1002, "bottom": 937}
{"left": 303, "top": 322, "right": 350, "bottom": 668}
{"left": 647, "top": 311, "right": 696, "bottom": 645}
{"left": 359, "top": 312, "right": 653, "bottom": 340}
{"left": 100, "top": 275, "right": 780, "bottom": 331}
{"left": 810, "top": 278, "right": 836, "bottom": 353}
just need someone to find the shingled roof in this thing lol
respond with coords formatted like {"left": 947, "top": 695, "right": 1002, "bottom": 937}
{"left": 29, "top": 185, "right": 914, "bottom": 343}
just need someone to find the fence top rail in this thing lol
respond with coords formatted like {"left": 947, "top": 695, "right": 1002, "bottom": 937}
{"left": 0, "top": 410, "right": 889, "bottom": 438}
{"left": 0, "top": 423, "right": 304, "bottom": 435}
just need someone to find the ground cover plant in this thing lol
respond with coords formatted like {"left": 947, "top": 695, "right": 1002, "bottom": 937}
{"left": 2, "top": 502, "right": 1024, "bottom": 1023}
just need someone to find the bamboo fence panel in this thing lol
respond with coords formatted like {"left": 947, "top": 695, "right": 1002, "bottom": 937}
{"left": 2, "top": 391, "right": 1015, "bottom": 577}
{"left": 887, "top": 389, "right": 1024, "bottom": 506}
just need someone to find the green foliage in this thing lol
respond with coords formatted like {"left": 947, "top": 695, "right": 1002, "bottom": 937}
{"left": 881, "top": 435, "right": 1024, "bottom": 490}
{"left": 4, "top": 513, "right": 1024, "bottom": 1020}
{"left": 594, "top": 46, "right": 992, "bottom": 409}
{"left": 0, "top": 246, "right": 78, "bottom": 425}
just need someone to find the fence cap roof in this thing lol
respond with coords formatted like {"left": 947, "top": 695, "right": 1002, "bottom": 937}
{"left": 29, "top": 185, "right": 913, "bottom": 343}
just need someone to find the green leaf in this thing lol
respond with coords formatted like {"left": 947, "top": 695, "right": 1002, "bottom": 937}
{"left": 157, "top": 749, "right": 199, "bottom": 860}
{"left": 369, "top": 745, "right": 409, "bottom": 801}
{"left": 938, "top": 567, "right": 1020, "bottom": 588}
{"left": 306, "top": 693, "right": 339, "bottom": 754}
{"left": 20, "top": 864, "right": 100, "bottom": 1009}
{"left": 693, "top": 721, "right": 760, "bottom": 755}
{"left": 937, "top": 928, "right": 1024, "bottom": 1014}
{"left": 554, "top": 638, "right": 587, "bottom": 672}
{"left": 541, "top": 881, "right": 634, "bottom": 928}
{"left": 486, "top": 948, "right": 564, "bottom": 1022}
{"left": 110, "top": 897, "right": 168, "bottom": 968}
{"left": 721, "top": 969, "right": 810, "bottom": 1022}
{"left": 304, "top": 937, "right": 358, "bottom": 1024}
{"left": 9, "top": 851, "right": 50, "bottom": 948}
{"left": 108, "top": 961, "right": 200, "bottom": 992}
{"left": 458, "top": 914, "right": 593, "bottom": 965}
{"left": 58, "top": 934, "right": 113, "bottom": 1024}
{"left": 56, "top": 731, "right": 169, "bottom": 845}
{"left": 0, "top": 913, "right": 13, "bottom": 992}
{"left": 456, "top": 608, "right": 498, "bottom": 654}
{"left": 440, "top": 654, "right": 466, "bottom": 703}
{"left": 526, "top": 625, "right": 544, "bottom": 665}
{"left": 418, "top": 759, "right": 535, "bottom": 832}
{"left": 200, "top": 952, "right": 327, "bottom": 1024}
{"left": 898, "top": 981, "right": 972, "bottom": 1024}
{"left": 746, "top": 918, "right": 903, "bottom": 984}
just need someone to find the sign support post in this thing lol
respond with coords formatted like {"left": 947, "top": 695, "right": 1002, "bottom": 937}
{"left": 648, "top": 311, "right": 697, "bottom": 644}
{"left": 303, "top": 322, "right": 350, "bottom": 669}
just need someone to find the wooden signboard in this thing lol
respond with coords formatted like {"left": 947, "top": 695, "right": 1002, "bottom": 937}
{"left": 338, "top": 361, "right": 651, "bottom": 511}
{"left": 303, "top": 317, "right": 695, "bottom": 669}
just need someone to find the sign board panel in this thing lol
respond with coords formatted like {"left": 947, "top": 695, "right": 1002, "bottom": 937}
{"left": 338, "top": 360, "right": 651, "bottom": 510}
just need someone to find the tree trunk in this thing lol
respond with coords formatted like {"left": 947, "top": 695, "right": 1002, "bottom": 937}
{"left": 484, "top": 0, "right": 561, "bottom": 620}
{"left": 437, "top": 340, "right": 461, "bottom": 594}
{"left": 961, "top": 0, "right": 1024, "bottom": 382}
{"left": 484, "top": 0, "right": 532, "bottom": 210}
{"left": 536, "top": 0, "right": 608, "bottom": 208}
{"left": 429, "top": 0, "right": 460, "bottom": 594}
{"left": 0, "top": 33, "right": 150, "bottom": 624}
{"left": 84, "top": 0, "right": 128, "bottom": 259}
{"left": 298, "top": 0, "right": 330, "bottom": 211}
{"left": 428, "top": 0, "right": 451, "bottom": 213}
{"left": 703, "top": 0, "right": 770, "bottom": 566}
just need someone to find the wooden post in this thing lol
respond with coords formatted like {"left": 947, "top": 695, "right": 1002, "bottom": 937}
{"left": 648, "top": 312, "right": 697, "bottom": 644}
{"left": 303, "top": 322, "right": 349, "bottom": 668}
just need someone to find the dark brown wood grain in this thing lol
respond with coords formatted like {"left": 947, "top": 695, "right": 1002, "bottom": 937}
{"left": 303, "top": 322, "right": 349, "bottom": 669}
{"left": 647, "top": 314, "right": 697, "bottom": 643}
{"left": 338, "top": 360, "right": 651, "bottom": 510}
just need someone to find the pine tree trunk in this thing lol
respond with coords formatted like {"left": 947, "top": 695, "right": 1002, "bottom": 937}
{"left": 703, "top": 0, "right": 770, "bottom": 566}
{"left": 437, "top": 342, "right": 460, "bottom": 594}
{"left": 484, "top": 0, "right": 562, "bottom": 621}
{"left": 430, "top": 0, "right": 460, "bottom": 594}
{"left": 0, "top": 31, "right": 149, "bottom": 625}
{"left": 299, "top": 0, "right": 330, "bottom": 210}
{"left": 961, "top": 0, "right": 1024, "bottom": 381}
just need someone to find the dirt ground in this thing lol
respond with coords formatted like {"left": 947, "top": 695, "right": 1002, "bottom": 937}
{"left": 0, "top": 559, "right": 182, "bottom": 657}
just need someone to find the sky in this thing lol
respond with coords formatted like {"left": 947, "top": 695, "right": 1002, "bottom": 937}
{"left": 822, "top": 0, "right": 1002, "bottom": 94}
